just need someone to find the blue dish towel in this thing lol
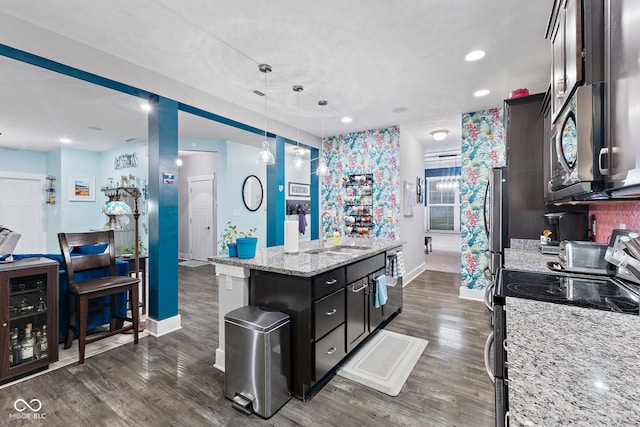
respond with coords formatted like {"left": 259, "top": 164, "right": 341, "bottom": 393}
{"left": 375, "top": 275, "right": 387, "bottom": 308}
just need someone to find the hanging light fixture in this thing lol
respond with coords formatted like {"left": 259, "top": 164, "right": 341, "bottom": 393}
{"left": 293, "top": 84, "right": 305, "bottom": 170}
{"left": 257, "top": 63, "right": 275, "bottom": 165}
{"left": 431, "top": 130, "right": 449, "bottom": 141}
{"left": 315, "top": 100, "right": 329, "bottom": 176}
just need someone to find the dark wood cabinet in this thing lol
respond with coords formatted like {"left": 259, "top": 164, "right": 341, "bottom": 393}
{"left": 1, "top": 258, "right": 58, "bottom": 383}
{"left": 549, "top": 0, "right": 583, "bottom": 122}
{"left": 249, "top": 252, "right": 394, "bottom": 400}
{"left": 505, "top": 93, "right": 546, "bottom": 239}
{"left": 346, "top": 278, "right": 368, "bottom": 352}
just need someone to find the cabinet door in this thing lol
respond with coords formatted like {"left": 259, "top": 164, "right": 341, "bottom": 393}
{"left": 551, "top": 7, "right": 566, "bottom": 120}
{"left": 346, "top": 279, "right": 368, "bottom": 352}
{"left": 551, "top": 0, "right": 583, "bottom": 121}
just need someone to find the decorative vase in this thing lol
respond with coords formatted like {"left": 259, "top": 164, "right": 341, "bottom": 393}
{"left": 236, "top": 237, "right": 258, "bottom": 259}
{"left": 227, "top": 243, "right": 238, "bottom": 257}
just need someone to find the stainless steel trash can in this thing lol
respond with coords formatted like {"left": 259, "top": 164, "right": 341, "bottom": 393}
{"left": 224, "top": 305, "right": 291, "bottom": 419}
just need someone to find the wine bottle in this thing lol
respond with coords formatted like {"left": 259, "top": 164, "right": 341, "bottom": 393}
{"left": 39, "top": 325, "right": 48, "bottom": 358}
{"left": 20, "top": 323, "right": 35, "bottom": 363}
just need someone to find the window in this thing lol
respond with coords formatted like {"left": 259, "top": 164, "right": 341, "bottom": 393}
{"left": 426, "top": 178, "right": 460, "bottom": 232}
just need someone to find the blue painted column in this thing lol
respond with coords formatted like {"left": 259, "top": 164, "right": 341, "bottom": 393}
{"left": 310, "top": 147, "right": 320, "bottom": 240}
{"left": 266, "top": 136, "right": 286, "bottom": 247}
{"left": 147, "top": 95, "right": 179, "bottom": 322}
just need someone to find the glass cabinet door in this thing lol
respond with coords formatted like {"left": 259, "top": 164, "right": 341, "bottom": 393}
{"left": 8, "top": 273, "right": 49, "bottom": 369}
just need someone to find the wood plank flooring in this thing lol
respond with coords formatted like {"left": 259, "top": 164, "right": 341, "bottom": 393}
{"left": 0, "top": 266, "right": 494, "bottom": 427}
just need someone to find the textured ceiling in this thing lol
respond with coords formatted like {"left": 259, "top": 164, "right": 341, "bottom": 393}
{"left": 0, "top": 1, "right": 553, "bottom": 156}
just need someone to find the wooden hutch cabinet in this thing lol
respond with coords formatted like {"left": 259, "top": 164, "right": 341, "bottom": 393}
{"left": 1, "top": 258, "right": 59, "bottom": 383}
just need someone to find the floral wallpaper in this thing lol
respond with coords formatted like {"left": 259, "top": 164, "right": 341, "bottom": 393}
{"left": 322, "top": 126, "right": 400, "bottom": 240}
{"left": 461, "top": 109, "right": 505, "bottom": 291}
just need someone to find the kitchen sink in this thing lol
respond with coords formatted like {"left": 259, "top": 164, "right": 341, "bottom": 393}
{"left": 305, "top": 245, "right": 371, "bottom": 255}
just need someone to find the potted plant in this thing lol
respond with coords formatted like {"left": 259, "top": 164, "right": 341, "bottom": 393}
{"left": 236, "top": 227, "right": 258, "bottom": 259}
{"left": 220, "top": 221, "right": 239, "bottom": 257}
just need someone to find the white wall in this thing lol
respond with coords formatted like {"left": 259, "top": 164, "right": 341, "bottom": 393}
{"left": 399, "top": 127, "right": 426, "bottom": 283}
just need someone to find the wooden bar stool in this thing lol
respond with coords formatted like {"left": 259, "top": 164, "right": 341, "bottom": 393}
{"left": 58, "top": 230, "right": 139, "bottom": 364}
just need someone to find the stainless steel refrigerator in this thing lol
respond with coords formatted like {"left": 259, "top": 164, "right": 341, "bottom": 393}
{"left": 484, "top": 167, "right": 509, "bottom": 277}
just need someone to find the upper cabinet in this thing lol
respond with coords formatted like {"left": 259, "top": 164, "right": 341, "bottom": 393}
{"left": 549, "top": 0, "right": 584, "bottom": 122}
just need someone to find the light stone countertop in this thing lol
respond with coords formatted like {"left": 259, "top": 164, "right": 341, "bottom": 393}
{"left": 503, "top": 244, "right": 640, "bottom": 425}
{"left": 210, "top": 237, "right": 404, "bottom": 277}
{"left": 506, "top": 298, "right": 640, "bottom": 426}
{"left": 504, "top": 247, "right": 559, "bottom": 273}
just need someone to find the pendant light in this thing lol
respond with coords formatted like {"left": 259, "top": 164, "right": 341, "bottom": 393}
{"left": 257, "top": 63, "right": 275, "bottom": 165}
{"left": 315, "top": 100, "right": 330, "bottom": 176}
{"left": 293, "top": 84, "right": 305, "bottom": 170}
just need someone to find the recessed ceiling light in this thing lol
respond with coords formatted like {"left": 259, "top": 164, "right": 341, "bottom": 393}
{"left": 465, "top": 50, "right": 486, "bottom": 61}
{"left": 176, "top": 158, "right": 183, "bottom": 166}
{"left": 341, "top": 116, "right": 353, "bottom": 123}
{"left": 140, "top": 102, "right": 152, "bottom": 112}
{"left": 59, "top": 137, "right": 71, "bottom": 144}
{"left": 474, "top": 89, "right": 490, "bottom": 97}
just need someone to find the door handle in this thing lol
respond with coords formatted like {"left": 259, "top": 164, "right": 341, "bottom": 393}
{"left": 205, "top": 226, "right": 211, "bottom": 230}
{"left": 484, "top": 332, "right": 495, "bottom": 383}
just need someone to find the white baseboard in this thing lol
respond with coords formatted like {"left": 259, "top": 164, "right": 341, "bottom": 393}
{"left": 459, "top": 287, "right": 484, "bottom": 301}
{"left": 214, "top": 348, "right": 225, "bottom": 372}
{"left": 146, "top": 314, "right": 182, "bottom": 337}
{"left": 178, "top": 252, "right": 189, "bottom": 260}
{"left": 402, "top": 262, "right": 426, "bottom": 287}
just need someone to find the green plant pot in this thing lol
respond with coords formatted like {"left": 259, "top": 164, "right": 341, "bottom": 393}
{"left": 236, "top": 237, "right": 258, "bottom": 259}
{"left": 227, "top": 243, "right": 238, "bottom": 257}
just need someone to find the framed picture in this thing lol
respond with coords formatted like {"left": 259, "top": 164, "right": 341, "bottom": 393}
{"left": 288, "top": 182, "right": 310, "bottom": 197}
{"left": 68, "top": 175, "right": 96, "bottom": 202}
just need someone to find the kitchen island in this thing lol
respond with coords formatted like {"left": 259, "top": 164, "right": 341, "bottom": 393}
{"left": 503, "top": 244, "right": 640, "bottom": 425}
{"left": 211, "top": 238, "right": 404, "bottom": 400}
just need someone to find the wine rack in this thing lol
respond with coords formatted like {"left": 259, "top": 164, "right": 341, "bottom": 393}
{"left": 343, "top": 174, "right": 374, "bottom": 237}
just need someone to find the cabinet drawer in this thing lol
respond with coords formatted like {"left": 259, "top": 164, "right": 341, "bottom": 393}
{"left": 314, "top": 323, "right": 346, "bottom": 381}
{"left": 314, "top": 288, "right": 345, "bottom": 340}
{"left": 313, "top": 268, "right": 346, "bottom": 299}
{"left": 346, "top": 253, "right": 385, "bottom": 283}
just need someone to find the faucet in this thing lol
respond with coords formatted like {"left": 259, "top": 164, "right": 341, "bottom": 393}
{"left": 320, "top": 211, "right": 335, "bottom": 249}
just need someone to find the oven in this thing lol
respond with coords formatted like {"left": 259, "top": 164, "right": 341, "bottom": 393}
{"left": 546, "top": 82, "right": 606, "bottom": 202}
{"left": 484, "top": 268, "right": 639, "bottom": 426}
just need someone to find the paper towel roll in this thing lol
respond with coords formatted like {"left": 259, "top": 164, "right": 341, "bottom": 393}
{"left": 284, "top": 220, "right": 299, "bottom": 253}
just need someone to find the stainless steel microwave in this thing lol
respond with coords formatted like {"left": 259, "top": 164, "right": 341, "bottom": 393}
{"left": 546, "top": 82, "right": 606, "bottom": 202}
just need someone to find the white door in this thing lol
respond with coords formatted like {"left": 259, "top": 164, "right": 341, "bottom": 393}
{"left": 188, "top": 174, "right": 215, "bottom": 261}
{"left": 0, "top": 175, "right": 45, "bottom": 253}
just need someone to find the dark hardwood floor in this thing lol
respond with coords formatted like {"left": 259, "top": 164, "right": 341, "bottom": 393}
{"left": 0, "top": 266, "right": 494, "bottom": 427}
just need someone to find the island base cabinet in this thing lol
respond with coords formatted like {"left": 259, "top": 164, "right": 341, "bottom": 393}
{"left": 314, "top": 324, "right": 346, "bottom": 380}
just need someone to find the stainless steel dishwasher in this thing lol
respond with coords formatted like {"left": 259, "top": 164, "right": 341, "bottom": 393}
{"left": 224, "top": 305, "right": 291, "bottom": 419}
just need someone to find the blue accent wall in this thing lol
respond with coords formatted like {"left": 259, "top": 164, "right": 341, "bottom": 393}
{"left": 148, "top": 96, "right": 179, "bottom": 321}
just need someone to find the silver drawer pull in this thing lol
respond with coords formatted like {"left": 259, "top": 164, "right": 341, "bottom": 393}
{"left": 351, "top": 283, "right": 367, "bottom": 293}
{"left": 325, "top": 279, "right": 337, "bottom": 285}
{"left": 326, "top": 347, "right": 336, "bottom": 355}
{"left": 325, "top": 309, "right": 337, "bottom": 316}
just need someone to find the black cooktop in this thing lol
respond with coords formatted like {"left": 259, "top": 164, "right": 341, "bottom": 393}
{"left": 496, "top": 269, "right": 640, "bottom": 315}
